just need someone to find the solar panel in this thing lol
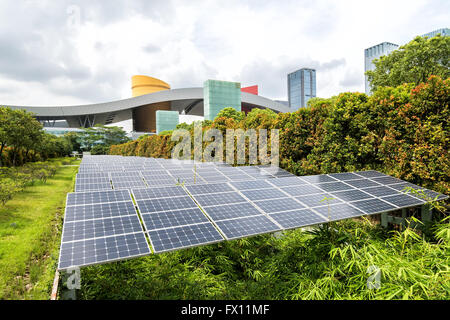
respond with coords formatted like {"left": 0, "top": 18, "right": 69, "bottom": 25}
{"left": 253, "top": 197, "right": 305, "bottom": 213}
{"left": 112, "top": 180, "right": 147, "bottom": 190}
{"left": 354, "top": 170, "right": 387, "bottom": 178}
{"left": 66, "top": 190, "right": 131, "bottom": 207}
{"left": 136, "top": 196, "right": 198, "bottom": 214}
{"left": 330, "top": 189, "right": 374, "bottom": 202}
{"left": 361, "top": 185, "right": 401, "bottom": 197}
{"left": 60, "top": 156, "right": 450, "bottom": 270}
{"left": 388, "top": 183, "right": 448, "bottom": 201}
{"left": 380, "top": 194, "right": 425, "bottom": 207}
{"left": 269, "top": 209, "right": 327, "bottom": 229}
{"left": 298, "top": 174, "right": 337, "bottom": 184}
{"left": 344, "top": 179, "right": 381, "bottom": 188}
{"left": 267, "top": 176, "right": 307, "bottom": 187}
{"left": 350, "top": 198, "right": 397, "bottom": 214}
{"left": 148, "top": 222, "right": 224, "bottom": 253}
{"left": 132, "top": 186, "right": 188, "bottom": 200}
{"left": 316, "top": 181, "right": 355, "bottom": 192}
{"left": 193, "top": 192, "right": 247, "bottom": 207}
{"left": 371, "top": 176, "right": 404, "bottom": 185}
{"left": 200, "top": 202, "right": 263, "bottom": 221}
{"left": 141, "top": 208, "right": 210, "bottom": 231}
{"left": 313, "top": 203, "right": 365, "bottom": 221}
{"left": 75, "top": 177, "right": 110, "bottom": 184}
{"left": 186, "top": 183, "right": 234, "bottom": 195}
{"left": 328, "top": 172, "right": 362, "bottom": 181}
{"left": 295, "top": 193, "right": 343, "bottom": 208}
{"left": 75, "top": 183, "right": 112, "bottom": 192}
{"left": 214, "top": 215, "right": 281, "bottom": 240}
{"left": 58, "top": 232, "right": 150, "bottom": 270}
{"left": 280, "top": 184, "right": 323, "bottom": 196}
{"left": 62, "top": 215, "right": 143, "bottom": 242}
{"left": 230, "top": 180, "right": 273, "bottom": 191}
{"left": 64, "top": 201, "right": 137, "bottom": 222}
{"left": 241, "top": 188, "right": 287, "bottom": 201}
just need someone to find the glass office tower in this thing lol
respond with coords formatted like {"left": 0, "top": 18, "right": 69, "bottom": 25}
{"left": 422, "top": 28, "right": 449, "bottom": 38}
{"left": 156, "top": 110, "right": 179, "bottom": 134}
{"left": 203, "top": 79, "right": 241, "bottom": 120}
{"left": 287, "top": 68, "right": 316, "bottom": 110}
{"left": 364, "top": 42, "right": 399, "bottom": 94}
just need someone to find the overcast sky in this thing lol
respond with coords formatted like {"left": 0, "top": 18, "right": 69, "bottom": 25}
{"left": 0, "top": 0, "right": 448, "bottom": 106}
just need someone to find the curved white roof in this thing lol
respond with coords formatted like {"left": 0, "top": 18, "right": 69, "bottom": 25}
{"left": 5, "top": 87, "right": 290, "bottom": 116}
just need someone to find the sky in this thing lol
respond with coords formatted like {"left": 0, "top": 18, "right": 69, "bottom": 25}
{"left": 0, "top": 0, "right": 448, "bottom": 106}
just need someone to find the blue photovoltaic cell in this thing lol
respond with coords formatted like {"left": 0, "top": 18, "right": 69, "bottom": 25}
{"left": 75, "top": 183, "right": 112, "bottom": 192}
{"left": 66, "top": 190, "right": 131, "bottom": 207}
{"left": 313, "top": 203, "right": 365, "bottom": 221}
{"left": 360, "top": 185, "right": 401, "bottom": 197}
{"left": 269, "top": 209, "right": 327, "bottom": 229}
{"left": 331, "top": 189, "right": 374, "bottom": 202}
{"left": 344, "top": 179, "right": 381, "bottom": 188}
{"left": 132, "top": 186, "right": 188, "bottom": 200}
{"left": 148, "top": 222, "right": 224, "bottom": 253}
{"left": 241, "top": 188, "right": 287, "bottom": 201}
{"left": 380, "top": 194, "right": 425, "bottom": 207}
{"left": 75, "top": 177, "right": 110, "bottom": 184}
{"left": 64, "top": 201, "right": 137, "bottom": 222}
{"left": 253, "top": 197, "right": 304, "bottom": 213}
{"left": 215, "top": 215, "right": 281, "bottom": 240}
{"left": 388, "top": 183, "right": 448, "bottom": 201}
{"left": 316, "top": 182, "right": 354, "bottom": 192}
{"left": 62, "top": 215, "right": 143, "bottom": 242}
{"left": 267, "top": 176, "right": 306, "bottom": 187}
{"left": 328, "top": 172, "right": 362, "bottom": 181}
{"left": 299, "top": 175, "right": 337, "bottom": 184}
{"left": 295, "top": 193, "right": 343, "bottom": 208}
{"left": 230, "top": 180, "right": 273, "bottom": 191}
{"left": 350, "top": 198, "right": 397, "bottom": 214}
{"left": 226, "top": 174, "right": 255, "bottom": 181}
{"left": 112, "top": 181, "right": 147, "bottom": 190}
{"left": 280, "top": 184, "right": 323, "bottom": 197}
{"left": 354, "top": 170, "right": 387, "bottom": 178}
{"left": 58, "top": 232, "right": 150, "bottom": 270}
{"left": 193, "top": 192, "right": 247, "bottom": 207}
{"left": 136, "top": 196, "right": 198, "bottom": 213}
{"left": 186, "top": 183, "right": 234, "bottom": 195}
{"left": 141, "top": 207, "right": 210, "bottom": 231}
{"left": 371, "top": 176, "right": 404, "bottom": 185}
{"left": 201, "top": 202, "right": 263, "bottom": 221}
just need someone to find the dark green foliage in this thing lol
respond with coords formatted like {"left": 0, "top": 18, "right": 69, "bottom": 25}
{"left": 79, "top": 218, "right": 450, "bottom": 300}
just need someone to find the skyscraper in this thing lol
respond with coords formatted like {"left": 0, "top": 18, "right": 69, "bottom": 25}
{"left": 364, "top": 42, "right": 399, "bottom": 94}
{"left": 287, "top": 68, "right": 316, "bottom": 110}
{"left": 421, "top": 28, "right": 449, "bottom": 38}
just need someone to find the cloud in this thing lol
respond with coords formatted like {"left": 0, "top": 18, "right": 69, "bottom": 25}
{"left": 0, "top": 0, "right": 447, "bottom": 106}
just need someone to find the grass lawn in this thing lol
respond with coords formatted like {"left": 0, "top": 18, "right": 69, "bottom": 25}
{"left": 0, "top": 161, "right": 79, "bottom": 299}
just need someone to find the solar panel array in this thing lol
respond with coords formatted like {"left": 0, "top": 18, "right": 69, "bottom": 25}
{"left": 58, "top": 155, "right": 448, "bottom": 270}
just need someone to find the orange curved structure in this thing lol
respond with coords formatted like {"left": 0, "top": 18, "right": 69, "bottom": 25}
{"left": 131, "top": 75, "right": 170, "bottom": 97}
{"left": 132, "top": 75, "right": 171, "bottom": 132}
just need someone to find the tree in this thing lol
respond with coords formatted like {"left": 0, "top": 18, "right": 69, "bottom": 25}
{"left": 366, "top": 34, "right": 450, "bottom": 93}
{"left": 215, "top": 107, "right": 245, "bottom": 122}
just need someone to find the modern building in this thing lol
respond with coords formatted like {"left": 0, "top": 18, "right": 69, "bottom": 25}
{"left": 287, "top": 68, "right": 316, "bottom": 110}
{"left": 364, "top": 42, "right": 399, "bottom": 94}
{"left": 421, "top": 27, "right": 449, "bottom": 38}
{"left": 5, "top": 75, "right": 289, "bottom": 134}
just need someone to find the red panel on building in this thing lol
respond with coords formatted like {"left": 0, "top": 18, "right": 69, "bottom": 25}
{"left": 241, "top": 85, "right": 258, "bottom": 95}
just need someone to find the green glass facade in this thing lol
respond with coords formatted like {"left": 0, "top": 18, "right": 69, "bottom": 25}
{"left": 156, "top": 110, "right": 179, "bottom": 134}
{"left": 203, "top": 79, "right": 241, "bottom": 121}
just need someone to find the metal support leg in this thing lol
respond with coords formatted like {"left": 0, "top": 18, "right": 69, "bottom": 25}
{"left": 381, "top": 213, "right": 388, "bottom": 228}
{"left": 421, "top": 204, "right": 432, "bottom": 222}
